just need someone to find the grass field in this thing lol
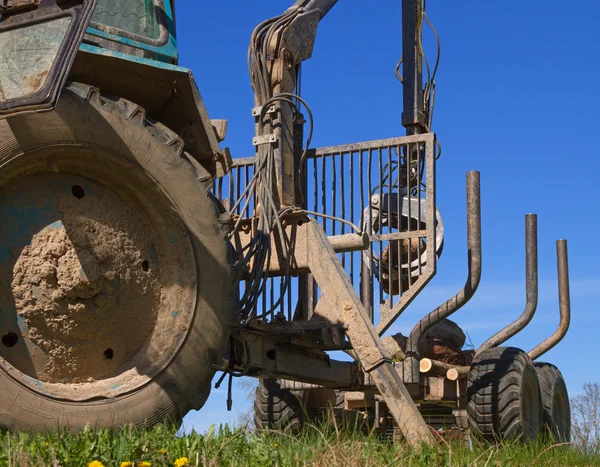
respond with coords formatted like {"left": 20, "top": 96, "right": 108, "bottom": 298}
{"left": 1, "top": 425, "right": 599, "bottom": 467}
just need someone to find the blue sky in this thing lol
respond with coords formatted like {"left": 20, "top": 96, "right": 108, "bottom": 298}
{"left": 176, "top": 0, "right": 600, "bottom": 433}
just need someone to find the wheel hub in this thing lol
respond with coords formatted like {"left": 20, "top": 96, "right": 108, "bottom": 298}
{"left": 0, "top": 152, "right": 198, "bottom": 401}
{"left": 8, "top": 174, "right": 161, "bottom": 384}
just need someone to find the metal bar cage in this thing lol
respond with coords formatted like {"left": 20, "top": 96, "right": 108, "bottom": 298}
{"left": 214, "top": 133, "right": 438, "bottom": 332}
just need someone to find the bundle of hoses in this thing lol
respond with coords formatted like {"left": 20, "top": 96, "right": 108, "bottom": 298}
{"left": 229, "top": 5, "right": 312, "bottom": 321}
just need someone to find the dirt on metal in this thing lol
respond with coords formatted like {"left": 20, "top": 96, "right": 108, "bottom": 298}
{"left": 10, "top": 186, "right": 160, "bottom": 383}
{"left": 382, "top": 319, "right": 467, "bottom": 364}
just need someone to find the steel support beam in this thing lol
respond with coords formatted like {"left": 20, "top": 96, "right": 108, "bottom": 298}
{"left": 304, "top": 220, "right": 435, "bottom": 447}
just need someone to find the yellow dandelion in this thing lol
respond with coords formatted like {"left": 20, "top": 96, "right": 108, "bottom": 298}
{"left": 157, "top": 448, "right": 168, "bottom": 454}
{"left": 120, "top": 462, "right": 133, "bottom": 467}
{"left": 274, "top": 443, "right": 279, "bottom": 448}
{"left": 139, "top": 462, "right": 152, "bottom": 467}
{"left": 174, "top": 458, "right": 190, "bottom": 467}
{"left": 88, "top": 462, "right": 105, "bottom": 467}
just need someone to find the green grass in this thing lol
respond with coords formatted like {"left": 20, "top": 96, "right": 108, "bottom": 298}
{"left": 0, "top": 424, "right": 598, "bottom": 467}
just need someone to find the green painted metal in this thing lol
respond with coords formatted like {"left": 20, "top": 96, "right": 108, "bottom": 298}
{"left": 79, "top": 43, "right": 187, "bottom": 72}
{"left": 92, "top": 1, "right": 161, "bottom": 39}
{"left": 84, "top": 0, "right": 178, "bottom": 63}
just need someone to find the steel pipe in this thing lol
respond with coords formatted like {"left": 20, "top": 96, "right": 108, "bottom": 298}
{"left": 402, "top": 0, "right": 426, "bottom": 135}
{"left": 478, "top": 214, "right": 538, "bottom": 353}
{"left": 403, "top": 171, "right": 481, "bottom": 384}
{"left": 528, "top": 240, "right": 571, "bottom": 360}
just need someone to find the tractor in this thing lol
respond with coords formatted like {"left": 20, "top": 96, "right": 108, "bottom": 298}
{"left": 0, "top": 0, "right": 571, "bottom": 446}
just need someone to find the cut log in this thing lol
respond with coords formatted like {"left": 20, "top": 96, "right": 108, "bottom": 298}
{"left": 446, "top": 366, "right": 470, "bottom": 381}
{"left": 420, "top": 358, "right": 455, "bottom": 376}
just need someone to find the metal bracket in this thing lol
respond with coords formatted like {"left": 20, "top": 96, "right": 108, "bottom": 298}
{"left": 252, "top": 105, "right": 277, "bottom": 117}
{"left": 252, "top": 134, "right": 278, "bottom": 146}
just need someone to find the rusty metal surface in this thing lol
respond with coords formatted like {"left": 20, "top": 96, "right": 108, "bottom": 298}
{"left": 216, "top": 133, "right": 438, "bottom": 326}
{"left": 478, "top": 214, "right": 538, "bottom": 353}
{"left": 403, "top": 171, "right": 481, "bottom": 384}
{"left": 528, "top": 240, "right": 571, "bottom": 360}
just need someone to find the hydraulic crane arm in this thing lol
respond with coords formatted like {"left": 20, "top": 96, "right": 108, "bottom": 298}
{"left": 246, "top": 0, "right": 436, "bottom": 448}
{"left": 250, "top": 0, "right": 427, "bottom": 206}
{"left": 289, "top": 0, "right": 338, "bottom": 19}
{"left": 269, "top": 0, "right": 426, "bottom": 132}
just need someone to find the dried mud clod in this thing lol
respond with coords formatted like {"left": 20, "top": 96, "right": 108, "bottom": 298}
{"left": 10, "top": 188, "right": 161, "bottom": 383}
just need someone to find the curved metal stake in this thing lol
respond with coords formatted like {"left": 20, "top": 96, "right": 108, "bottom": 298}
{"left": 529, "top": 240, "right": 571, "bottom": 360}
{"left": 403, "top": 171, "right": 482, "bottom": 384}
{"left": 478, "top": 214, "right": 538, "bottom": 353}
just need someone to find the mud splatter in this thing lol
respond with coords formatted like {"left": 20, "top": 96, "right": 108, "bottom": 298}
{"left": 11, "top": 188, "right": 160, "bottom": 383}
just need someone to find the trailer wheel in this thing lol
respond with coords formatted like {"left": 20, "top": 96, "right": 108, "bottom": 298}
{"left": 467, "top": 347, "right": 541, "bottom": 441}
{"left": 254, "top": 380, "right": 305, "bottom": 432}
{"left": 253, "top": 381, "right": 342, "bottom": 432}
{"left": 534, "top": 362, "right": 571, "bottom": 442}
{"left": 0, "top": 83, "right": 234, "bottom": 432}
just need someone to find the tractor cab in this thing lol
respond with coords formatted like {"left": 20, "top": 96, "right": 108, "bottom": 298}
{"left": 0, "top": 0, "right": 227, "bottom": 177}
{"left": 84, "top": 0, "right": 178, "bottom": 63}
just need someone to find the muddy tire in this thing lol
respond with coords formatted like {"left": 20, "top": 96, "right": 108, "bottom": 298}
{"left": 534, "top": 362, "right": 571, "bottom": 442}
{"left": 254, "top": 380, "right": 305, "bottom": 432}
{"left": 0, "top": 83, "right": 235, "bottom": 431}
{"left": 467, "top": 347, "right": 541, "bottom": 441}
{"left": 254, "top": 381, "right": 342, "bottom": 432}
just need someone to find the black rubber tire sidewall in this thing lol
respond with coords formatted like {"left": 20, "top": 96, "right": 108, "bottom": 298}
{"left": 534, "top": 362, "right": 571, "bottom": 442}
{"left": 254, "top": 380, "right": 304, "bottom": 432}
{"left": 467, "top": 346, "right": 542, "bottom": 442}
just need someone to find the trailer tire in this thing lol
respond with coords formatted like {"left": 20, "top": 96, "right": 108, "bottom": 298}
{"left": 254, "top": 380, "right": 305, "bottom": 432}
{"left": 0, "top": 83, "right": 234, "bottom": 432}
{"left": 253, "top": 381, "right": 342, "bottom": 432}
{"left": 467, "top": 347, "right": 541, "bottom": 441}
{"left": 534, "top": 362, "right": 571, "bottom": 442}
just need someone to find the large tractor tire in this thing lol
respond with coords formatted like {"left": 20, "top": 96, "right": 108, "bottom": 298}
{"left": 254, "top": 380, "right": 342, "bottom": 432}
{"left": 467, "top": 347, "right": 541, "bottom": 441}
{"left": 0, "top": 83, "right": 235, "bottom": 431}
{"left": 534, "top": 362, "right": 571, "bottom": 442}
